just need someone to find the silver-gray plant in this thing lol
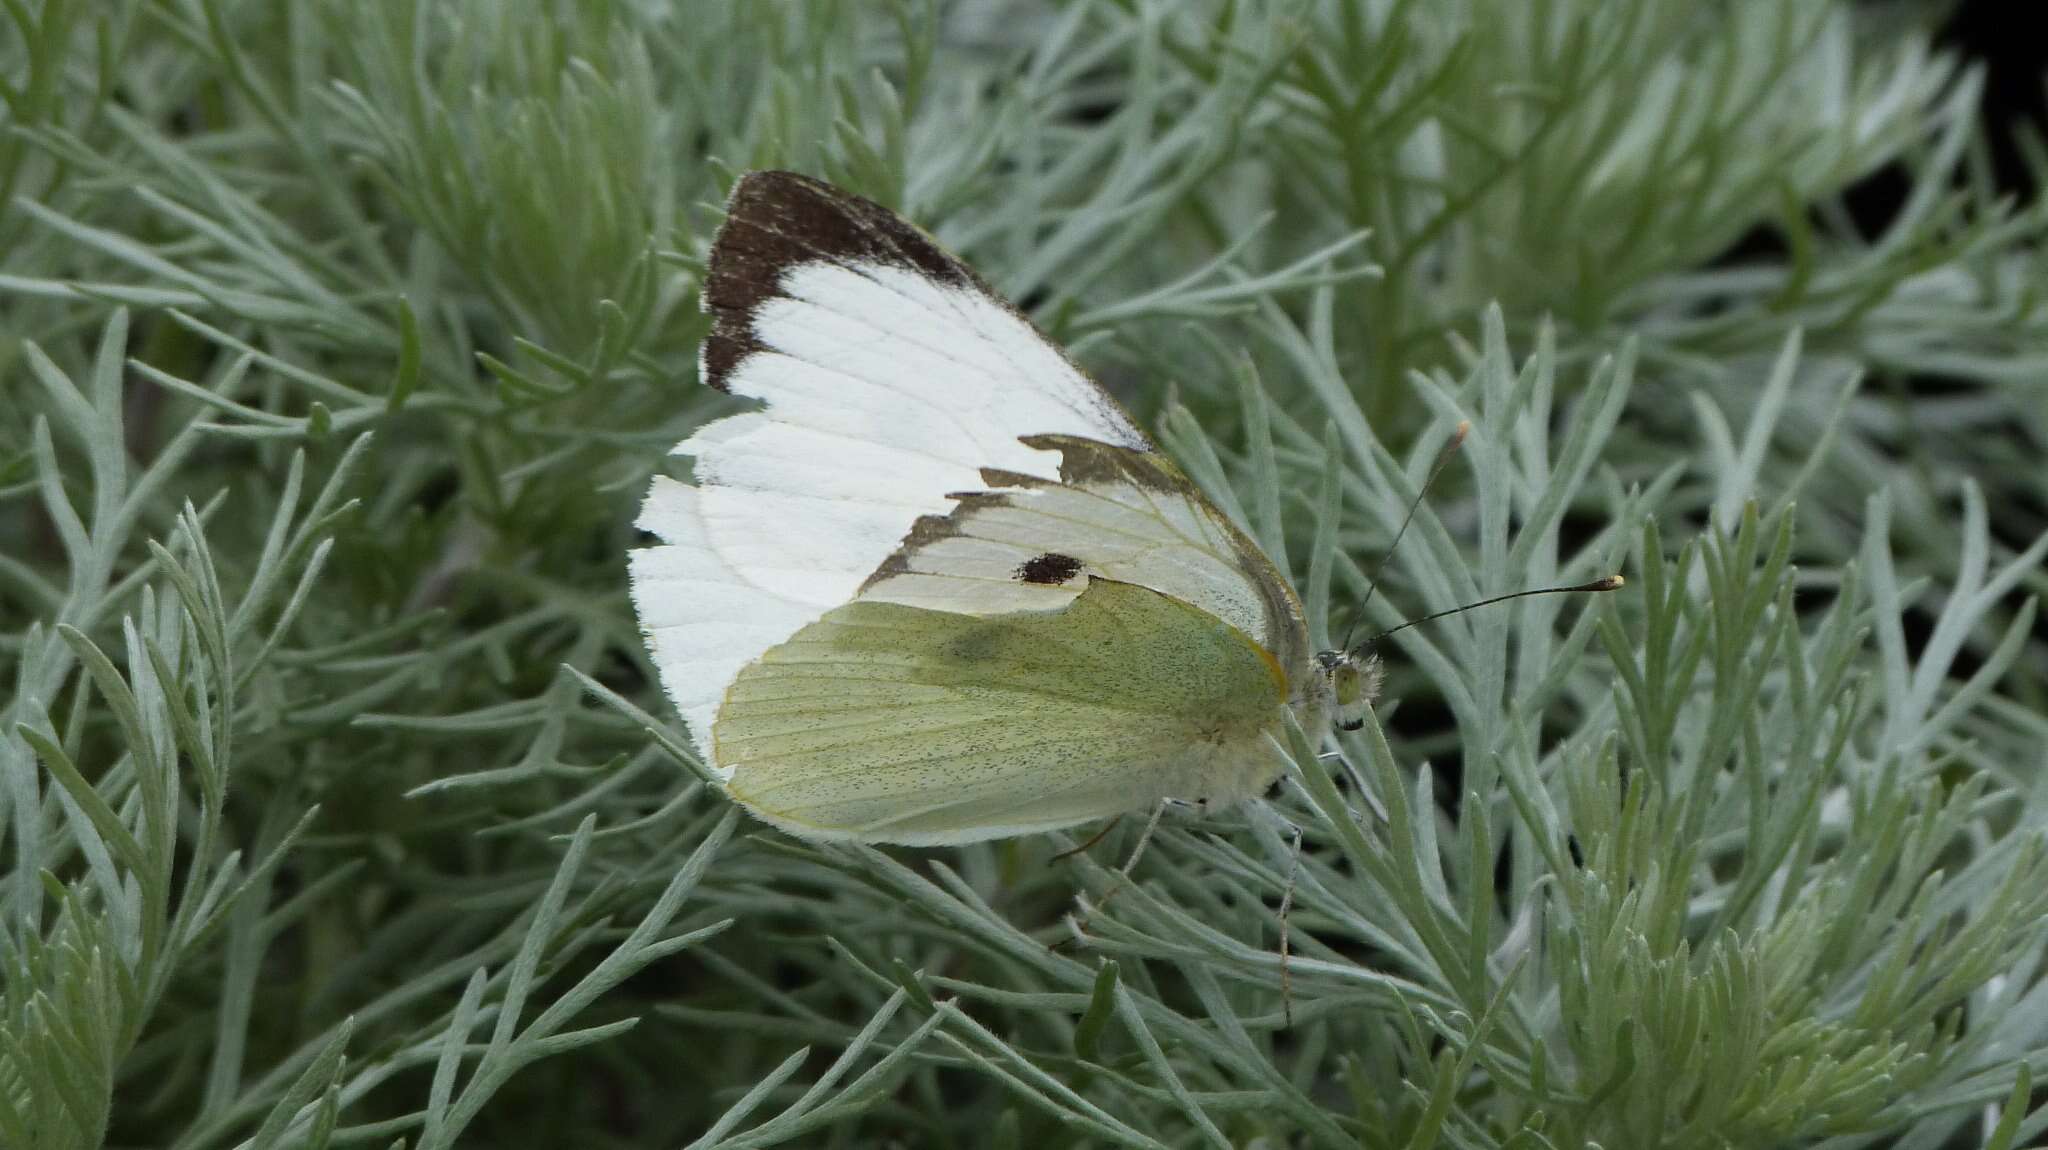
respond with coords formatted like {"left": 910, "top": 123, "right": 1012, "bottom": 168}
{"left": 4, "top": 1, "right": 2046, "bottom": 1147}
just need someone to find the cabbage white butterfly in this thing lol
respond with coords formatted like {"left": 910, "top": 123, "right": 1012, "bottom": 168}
{"left": 630, "top": 171, "right": 1613, "bottom": 847}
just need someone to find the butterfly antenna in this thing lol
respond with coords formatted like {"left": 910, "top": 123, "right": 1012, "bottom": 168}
{"left": 1341, "top": 421, "right": 1471, "bottom": 651}
{"left": 1361, "top": 576, "right": 1625, "bottom": 648}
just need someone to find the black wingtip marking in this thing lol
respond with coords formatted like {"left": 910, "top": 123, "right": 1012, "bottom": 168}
{"left": 699, "top": 171, "right": 974, "bottom": 393}
{"left": 1016, "top": 552, "right": 1084, "bottom": 586}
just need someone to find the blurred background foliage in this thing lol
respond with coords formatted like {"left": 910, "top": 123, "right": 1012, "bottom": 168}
{"left": 4, "top": 0, "right": 2048, "bottom": 1146}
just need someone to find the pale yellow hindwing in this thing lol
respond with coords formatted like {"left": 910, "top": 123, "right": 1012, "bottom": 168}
{"left": 714, "top": 578, "right": 1291, "bottom": 845}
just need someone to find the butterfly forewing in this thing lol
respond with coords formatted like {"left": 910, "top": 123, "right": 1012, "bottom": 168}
{"left": 860, "top": 435, "right": 1308, "bottom": 670}
{"left": 632, "top": 173, "right": 1153, "bottom": 757}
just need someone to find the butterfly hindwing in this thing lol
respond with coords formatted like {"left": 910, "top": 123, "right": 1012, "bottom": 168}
{"left": 714, "top": 579, "right": 1289, "bottom": 845}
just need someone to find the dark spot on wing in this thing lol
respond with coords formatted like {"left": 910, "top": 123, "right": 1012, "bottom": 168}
{"left": 1016, "top": 552, "right": 1084, "bottom": 586}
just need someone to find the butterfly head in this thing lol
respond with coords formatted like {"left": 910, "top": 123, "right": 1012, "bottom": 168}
{"left": 1314, "top": 647, "right": 1383, "bottom": 733}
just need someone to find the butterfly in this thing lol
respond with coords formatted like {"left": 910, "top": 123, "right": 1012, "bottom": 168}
{"left": 627, "top": 171, "right": 1386, "bottom": 846}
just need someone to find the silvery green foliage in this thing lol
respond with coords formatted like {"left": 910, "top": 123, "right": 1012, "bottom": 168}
{"left": 3, "top": 1, "right": 2046, "bottom": 1146}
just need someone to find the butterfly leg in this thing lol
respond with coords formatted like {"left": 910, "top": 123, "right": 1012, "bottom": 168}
{"left": 1316, "top": 749, "right": 1390, "bottom": 823}
{"left": 1051, "top": 814, "right": 1123, "bottom": 862}
{"left": 1061, "top": 796, "right": 1185, "bottom": 947}
{"left": 1276, "top": 816, "right": 1303, "bottom": 1029}
{"left": 1248, "top": 793, "right": 1308, "bottom": 1028}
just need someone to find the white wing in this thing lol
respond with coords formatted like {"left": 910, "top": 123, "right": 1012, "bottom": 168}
{"left": 630, "top": 172, "right": 1147, "bottom": 761}
{"left": 859, "top": 435, "right": 1294, "bottom": 656}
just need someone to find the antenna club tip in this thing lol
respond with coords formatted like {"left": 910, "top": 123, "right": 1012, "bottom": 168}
{"left": 1595, "top": 575, "right": 1625, "bottom": 590}
{"left": 1452, "top": 420, "right": 1471, "bottom": 442}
